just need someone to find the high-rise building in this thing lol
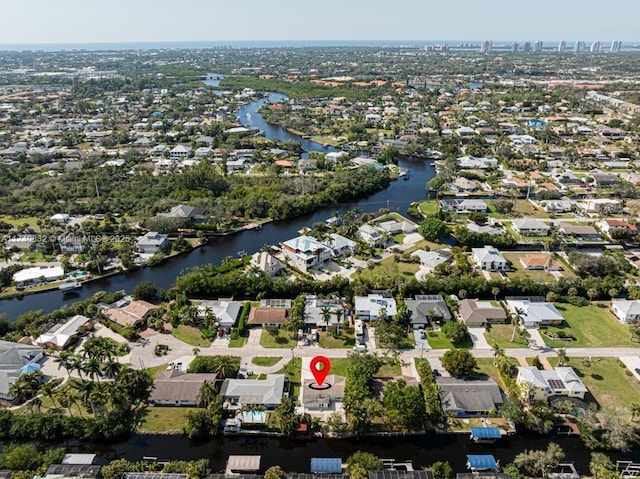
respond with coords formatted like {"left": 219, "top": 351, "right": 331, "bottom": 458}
{"left": 590, "top": 41, "right": 601, "bottom": 53}
{"left": 523, "top": 41, "right": 531, "bottom": 53}
{"left": 610, "top": 41, "right": 621, "bottom": 53}
{"left": 574, "top": 41, "right": 585, "bottom": 53}
{"left": 558, "top": 40, "right": 566, "bottom": 52}
{"left": 534, "top": 41, "right": 543, "bottom": 53}
{"left": 480, "top": 40, "right": 492, "bottom": 53}
{"left": 511, "top": 42, "right": 518, "bottom": 52}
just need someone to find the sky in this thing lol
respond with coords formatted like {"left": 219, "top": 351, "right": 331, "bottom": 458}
{"left": 2, "top": 0, "right": 639, "bottom": 45}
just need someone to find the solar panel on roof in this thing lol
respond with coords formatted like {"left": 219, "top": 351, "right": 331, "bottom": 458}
{"left": 548, "top": 379, "right": 565, "bottom": 390}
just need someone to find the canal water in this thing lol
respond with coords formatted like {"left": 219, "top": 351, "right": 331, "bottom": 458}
{"left": 58, "top": 431, "right": 640, "bottom": 472}
{"left": 1, "top": 93, "right": 435, "bottom": 320}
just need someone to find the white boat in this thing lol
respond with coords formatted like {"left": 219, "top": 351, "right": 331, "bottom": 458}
{"left": 59, "top": 281, "right": 82, "bottom": 293}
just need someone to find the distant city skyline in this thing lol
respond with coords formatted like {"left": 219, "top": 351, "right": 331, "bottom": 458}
{"left": 2, "top": 0, "right": 640, "bottom": 45}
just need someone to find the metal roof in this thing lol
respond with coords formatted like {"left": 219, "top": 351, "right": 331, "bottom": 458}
{"left": 368, "top": 472, "right": 433, "bottom": 479}
{"left": 124, "top": 474, "right": 187, "bottom": 479}
{"left": 311, "top": 459, "right": 342, "bottom": 474}
{"left": 226, "top": 456, "right": 261, "bottom": 472}
{"left": 470, "top": 427, "right": 501, "bottom": 439}
{"left": 467, "top": 456, "right": 498, "bottom": 471}
{"left": 61, "top": 454, "right": 96, "bottom": 465}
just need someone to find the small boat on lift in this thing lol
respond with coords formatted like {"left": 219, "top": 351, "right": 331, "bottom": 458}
{"left": 59, "top": 282, "right": 82, "bottom": 294}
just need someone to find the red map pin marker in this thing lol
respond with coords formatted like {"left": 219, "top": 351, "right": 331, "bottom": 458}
{"left": 310, "top": 356, "right": 331, "bottom": 387}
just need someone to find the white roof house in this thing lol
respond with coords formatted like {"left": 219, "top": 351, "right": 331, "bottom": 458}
{"left": 35, "top": 315, "right": 91, "bottom": 349}
{"left": 511, "top": 219, "right": 550, "bottom": 236}
{"left": 281, "top": 235, "right": 332, "bottom": 272}
{"left": 517, "top": 366, "right": 588, "bottom": 401}
{"left": 471, "top": 247, "right": 507, "bottom": 271}
{"left": 220, "top": 374, "right": 285, "bottom": 410}
{"left": 358, "top": 224, "right": 387, "bottom": 247}
{"left": 506, "top": 299, "right": 564, "bottom": 328}
{"left": 13, "top": 266, "right": 65, "bottom": 287}
{"left": 354, "top": 294, "right": 397, "bottom": 320}
{"left": 611, "top": 300, "right": 640, "bottom": 324}
{"left": 323, "top": 233, "right": 357, "bottom": 257}
{"left": 50, "top": 213, "right": 70, "bottom": 223}
{"left": 250, "top": 251, "right": 285, "bottom": 276}
{"left": 197, "top": 300, "right": 242, "bottom": 328}
{"left": 411, "top": 249, "right": 452, "bottom": 270}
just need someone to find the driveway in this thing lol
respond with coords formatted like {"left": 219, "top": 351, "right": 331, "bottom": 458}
{"left": 413, "top": 329, "right": 429, "bottom": 349}
{"left": 468, "top": 326, "right": 491, "bottom": 349}
{"left": 619, "top": 356, "right": 640, "bottom": 381}
{"left": 427, "top": 357, "right": 448, "bottom": 376}
{"left": 526, "top": 328, "right": 547, "bottom": 350}
{"left": 247, "top": 328, "right": 262, "bottom": 346}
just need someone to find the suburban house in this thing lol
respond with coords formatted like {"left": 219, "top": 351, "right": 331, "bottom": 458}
{"left": 197, "top": 300, "right": 242, "bottom": 328}
{"left": 591, "top": 173, "right": 621, "bottom": 187}
{"left": 148, "top": 370, "right": 217, "bottom": 406}
{"left": 506, "top": 298, "right": 564, "bottom": 328}
{"left": 105, "top": 300, "right": 157, "bottom": 328}
{"left": 0, "top": 341, "right": 44, "bottom": 400}
{"left": 440, "top": 199, "right": 488, "bottom": 214}
{"left": 322, "top": 233, "right": 357, "bottom": 258}
{"left": 471, "top": 246, "right": 507, "bottom": 271}
{"left": 611, "top": 300, "right": 640, "bottom": 324}
{"left": 247, "top": 307, "right": 291, "bottom": 327}
{"left": 58, "top": 233, "right": 86, "bottom": 254}
{"left": 544, "top": 200, "right": 574, "bottom": 213}
{"left": 301, "top": 375, "right": 346, "bottom": 410}
{"left": 156, "top": 204, "right": 206, "bottom": 223}
{"left": 378, "top": 219, "right": 418, "bottom": 235}
{"left": 303, "top": 296, "right": 345, "bottom": 328}
{"left": 354, "top": 293, "right": 397, "bottom": 320}
{"left": 519, "top": 253, "right": 562, "bottom": 271}
{"left": 13, "top": 266, "right": 65, "bottom": 287}
{"left": 456, "top": 156, "right": 499, "bottom": 169}
{"left": 466, "top": 223, "right": 503, "bottom": 236}
{"left": 220, "top": 374, "right": 286, "bottom": 410}
{"left": 358, "top": 224, "right": 388, "bottom": 247}
{"left": 436, "top": 377, "right": 504, "bottom": 417}
{"left": 169, "top": 144, "right": 191, "bottom": 159}
{"left": 250, "top": 251, "right": 285, "bottom": 277}
{"left": 597, "top": 219, "right": 638, "bottom": 238}
{"left": 405, "top": 295, "right": 452, "bottom": 327}
{"left": 511, "top": 219, "right": 550, "bottom": 236}
{"left": 450, "top": 177, "right": 479, "bottom": 193}
{"left": 35, "top": 315, "right": 93, "bottom": 350}
{"left": 411, "top": 249, "right": 453, "bottom": 271}
{"left": 516, "top": 366, "right": 588, "bottom": 401}
{"left": 458, "top": 300, "right": 508, "bottom": 326}
{"left": 559, "top": 225, "right": 602, "bottom": 241}
{"left": 136, "top": 232, "right": 170, "bottom": 254}
{"left": 281, "top": 235, "right": 332, "bottom": 272}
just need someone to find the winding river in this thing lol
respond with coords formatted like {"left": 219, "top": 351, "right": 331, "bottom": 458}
{"left": 1, "top": 93, "right": 435, "bottom": 320}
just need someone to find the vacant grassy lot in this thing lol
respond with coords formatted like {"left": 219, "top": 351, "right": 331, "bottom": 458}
{"left": 251, "top": 356, "right": 282, "bottom": 367}
{"left": 426, "top": 330, "right": 472, "bottom": 349}
{"left": 548, "top": 357, "right": 640, "bottom": 408}
{"left": 171, "top": 325, "right": 211, "bottom": 348}
{"left": 228, "top": 336, "right": 248, "bottom": 348}
{"left": 375, "top": 362, "right": 402, "bottom": 378}
{"left": 138, "top": 406, "right": 194, "bottom": 432}
{"left": 484, "top": 324, "right": 529, "bottom": 349}
{"left": 318, "top": 330, "right": 355, "bottom": 349}
{"left": 541, "top": 302, "right": 638, "bottom": 349}
{"left": 260, "top": 329, "right": 297, "bottom": 348}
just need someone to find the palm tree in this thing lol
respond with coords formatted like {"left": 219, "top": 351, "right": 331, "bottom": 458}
{"left": 491, "top": 341, "right": 504, "bottom": 365}
{"left": 54, "top": 352, "right": 73, "bottom": 378}
{"left": 196, "top": 381, "right": 218, "bottom": 409}
{"left": 84, "top": 357, "right": 102, "bottom": 383}
{"left": 587, "top": 288, "right": 598, "bottom": 304}
{"left": 320, "top": 307, "right": 332, "bottom": 331}
{"left": 73, "top": 380, "right": 97, "bottom": 414}
{"left": 557, "top": 348, "right": 568, "bottom": 367}
{"left": 492, "top": 287, "right": 500, "bottom": 301}
{"left": 511, "top": 307, "right": 525, "bottom": 342}
{"left": 102, "top": 359, "right": 122, "bottom": 379}
{"left": 630, "top": 402, "right": 640, "bottom": 421}
{"left": 41, "top": 381, "right": 58, "bottom": 409}
{"left": 212, "top": 356, "right": 238, "bottom": 379}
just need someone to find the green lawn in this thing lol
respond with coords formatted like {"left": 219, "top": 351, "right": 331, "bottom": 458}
{"left": 417, "top": 200, "right": 439, "bottom": 216}
{"left": 541, "top": 302, "right": 638, "bottom": 348}
{"left": 426, "top": 330, "right": 472, "bottom": 349}
{"left": 251, "top": 356, "right": 282, "bottom": 367}
{"left": 20, "top": 251, "right": 57, "bottom": 263}
{"left": 484, "top": 324, "right": 529, "bottom": 349}
{"left": 171, "top": 325, "right": 212, "bottom": 348}
{"left": 548, "top": 357, "right": 640, "bottom": 408}
{"left": 375, "top": 362, "right": 402, "bottom": 378}
{"left": 318, "top": 330, "right": 356, "bottom": 348}
{"left": 324, "top": 358, "right": 350, "bottom": 377}
{"left": 147, "top": 364, "right": 171, "bottom": 379}
{"left": 487, "top": 200, "right": 551, "bottom": 219}
{"left": 228, "top": 336, "right": 248, "bottom": 348}
{"left": 0, "top": 215, "right": 41, "bottom": 229}
{"left": 138, "top": 406, "right": 195, "bottom": 432}
{"left": 474, "top": 357, "right": 518, "bottom": 391}
{"left": 260, "top": 329, "right": 297, "bottom": 348}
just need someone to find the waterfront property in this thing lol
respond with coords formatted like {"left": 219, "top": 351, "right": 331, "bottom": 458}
{"left": 0, "top": 340, "right": 44, "bottom": 400}
{"left": 472, "top": 247, "right": 507, "bottom": 271}
{"left": 436, "top": 376, "right": 504, "bottom": 417}
{"left": 301, "top": 374, "right": 346, "bottom": 410}
{"left": 323, "top": 233, "right": 357, "bottom": 258}
{"left": 516, "top": 366, "right": 588, "bottom": 401}
{"left": 35, "top": 314, "right": 93, "bottom": 350}
{"left": 250, "top": 251, "right": 285, "bottom": 276}
{"left": 105, "top": 300, "right": 158, "bottom": 328}
{"left": 220, "top": 374, "right": 286, "bottom": 410}
{"left": 511, "top": 219, "right": 550, "bottom": 236}
{"left": 358, "top": 224, "right": 388, "bottom": 248}
{"left": 13, "top": 265, "right": 65, "bottom": 287}
{"left": 197, "top": 300, "right": 242, "bottom": 328}
{"left": 136, "top": 232, "right": 170, "bottom": 254}
{"left": 281, "top": 235, "right": 332, "bottom": 272}
{"left": 148, "top": 370, "right": 217, "bottom": 406}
